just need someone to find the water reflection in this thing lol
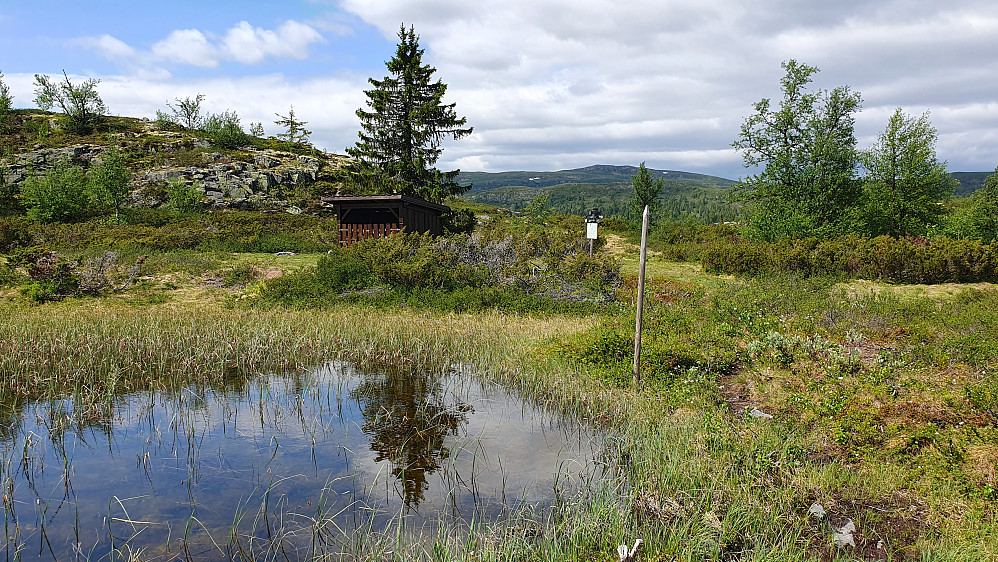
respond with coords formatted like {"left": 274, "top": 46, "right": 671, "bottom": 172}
{"left": 353, "top": 369, "right": 472, "bottom": 507}
{"left": 0, "top": 361, "right": 603, "bottom": 560}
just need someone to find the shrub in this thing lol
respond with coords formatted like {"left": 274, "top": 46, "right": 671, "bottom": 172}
{"left": 555, "top": 252, "right": 622, "bottom": 291}
{"left": 165, "top": 179, "right": 204, "bottom": 214}
{"left": 20, "top": 159, "right": 90, "bottom": 223}
{"left": 315, "top": 251, "right": 373, "bottom": 291}
{"left": 258, "top": 268, "right": 332, "bottom": 306}
{"left": 201, "top": 110, "right": 250, "bottom": 149}
{"left": 7, "top": 247, "right": 81, "bottom": 302}
{"left": 701, "top": 234, "right": 998, "bottom": 284}
{"left": 0, "top": 216, "right": 32, "bottom": 250}
{"left": 701, "top": 243, "right": 772, "bottom": 276}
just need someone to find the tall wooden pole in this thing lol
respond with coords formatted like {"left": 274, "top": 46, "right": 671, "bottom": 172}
{"left": 633, "top": 205, "right": 649, "bottom": 387}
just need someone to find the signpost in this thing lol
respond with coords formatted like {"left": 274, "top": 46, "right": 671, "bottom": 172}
{"left": 633, "top": 205, "right": 649, "bottom": 387}
{"left": 584, "top": 208, "right": 603, "bottom": 256}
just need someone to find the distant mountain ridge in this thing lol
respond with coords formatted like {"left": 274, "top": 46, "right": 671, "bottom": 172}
{"left": 458, "top": 165, "right": 740, "bottom": 223}
{"left": 456, "top": 164, "right": 735, "bottom": 192}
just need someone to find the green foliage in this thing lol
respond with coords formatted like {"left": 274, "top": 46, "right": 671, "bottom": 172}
{"left": 467, "top": 179, "right": 740, "bottom": 225}
{"left": 261, "top": 222, "right": 621, "bottom": 312}
{"left": 85, "top": 144, "right": 132, "bottom": 218}
{"left": 162, "top": 94, "right": 206, "bottom": 130}
{"left": 201, "top": 110, "right": 250, "bottom": 149}
{"left": 733, "top": 60, "right": 862, "bottom": 241}
{"left": 441, "top": 209, "right": 476, "bottom": 235}
{"left": 273, "top": 106, "right": 312, "bottom": 145}
{"left": 20, "top": 159, "right": 89, "bottom": 223}
{"left": 860, "top": 109, "right": 956, "bottom": 237}
{"left": 222, "top": 263, "right": 256, "bottom": 287}
{"left": 165, "top": 179, "right": 204, "bottom": 214}
{"left": 701, "top": 234, "right": 998, "bottom": 284}
{"left": 523, "top": 193, "right": 551, "bottom": 221}
{"left": 630, "top": 162, "right": 664, "bottom": 220}
{"left": 7, "top": 209, "right": 337, "bottom": 253}
{"left": 0, "top": 216, "right": 31, "bottom": 250}
{"left": 6, "top": 247, "right": 81, "bottom": 302}
{"left": 33, "top": 71, "right": 107, "bottom": 134}
{"left": 348, "top": 25, "right": 473, "bottom": 204}
{"left": 249, "top": 122, "right": 265, "bottom": 138}
{"left": 0, "top": 70, "right": 12, "bottom": 132}
{"left": 948, "top": 167, "right": 998, "bottom": 242}
{"left": 315, "top": 250, "right": 373, "bottom": 291}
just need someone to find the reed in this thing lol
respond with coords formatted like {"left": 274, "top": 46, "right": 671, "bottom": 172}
{"left": 2, "top": 274, "right": 997, "bottom": 560}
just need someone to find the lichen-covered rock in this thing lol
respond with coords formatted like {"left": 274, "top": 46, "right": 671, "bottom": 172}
{"left": 1, "top": 132, "right": 352, "bottom": 212}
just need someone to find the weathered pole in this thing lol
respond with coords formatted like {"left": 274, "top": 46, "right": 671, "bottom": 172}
{"left": 633, "top": 205, "right": 649, "bottom": 387}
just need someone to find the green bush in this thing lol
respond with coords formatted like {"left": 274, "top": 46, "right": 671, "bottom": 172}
{"left": 20, "top": 159, "right": 90, "bottom": 223}
{"left": 0, "top": 262, "right": 18, "bottom": 287}
{"left": 7, "top": 247, "right": 81, "bottom": 302}
{"left": 0, "top": 216, "right": 32, "bottom": 250}
{"left": 555, "top": 251, "right": 622, "bottom": 290}
{"left": 315, "top": 251, "right": 373, "bottom": 291}
{"left": 201, "top": 111, "right": 250, "bottom": 149}
{"left": 701, "top": 243, "right": 773, "bottom": 276}
{"left": 165, "top": 179, "right": 204, "bottom": 214}
{"left": 702, "top": 234, "right": 998, "bottom": 284}
{"left": 258, "top": 268, "right": 327, "bottom": 305}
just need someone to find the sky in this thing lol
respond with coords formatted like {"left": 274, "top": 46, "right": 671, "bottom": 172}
{"left": 1, "top": 0, "right": 996, "bottom": 180}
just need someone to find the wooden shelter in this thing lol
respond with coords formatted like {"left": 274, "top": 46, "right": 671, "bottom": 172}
{"left": 321, "top": 194, "right": 450, "bottom": 246}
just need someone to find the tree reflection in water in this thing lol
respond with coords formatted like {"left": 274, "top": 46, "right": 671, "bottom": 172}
{"left": 351, "top": 368, "right": 472, "bottom": 508}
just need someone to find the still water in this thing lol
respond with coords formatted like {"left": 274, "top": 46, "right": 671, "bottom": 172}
{"left": 0, "top": 361, "right": 603, "bottom": 560}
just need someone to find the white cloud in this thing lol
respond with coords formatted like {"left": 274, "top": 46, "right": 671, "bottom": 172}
{"left": 84, "top": 34, "right": 137, "bottom": 61}
{"left": 221, "top": 20, "right": 325, "bottom": 64}
{"left": 152, "top": 29, "right": 220, "bottom": 68}
{"left": 87, "top": 20, "right": 325, "bottom": 71}
{"left": 335, "top": 0, "right": 998, "bottom": 175}
{"left": 55, "top": 1, "right": 998, "bottom": 176}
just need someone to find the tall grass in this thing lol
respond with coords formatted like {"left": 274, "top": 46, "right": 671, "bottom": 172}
{"left": 3, "top": 274, "right": 998, "bottom": 560}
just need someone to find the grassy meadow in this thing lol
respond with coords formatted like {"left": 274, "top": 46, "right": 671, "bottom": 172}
{"left": 1, "top": 216, "right": 998, "bottom": 560}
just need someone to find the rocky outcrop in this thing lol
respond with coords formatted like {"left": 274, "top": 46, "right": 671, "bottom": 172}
{"left": 1, "top": 129, "right": 352, "bottom": 211}
{"left": 130, "top": 148, "right": 350, "bottom": 210}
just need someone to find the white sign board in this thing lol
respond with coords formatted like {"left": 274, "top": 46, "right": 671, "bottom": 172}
{"left": 586, "top": 222, "right": 598, "bottom": 239}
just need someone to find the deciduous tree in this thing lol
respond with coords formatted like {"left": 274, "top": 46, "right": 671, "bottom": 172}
{"left": 860, "top": 109, "right": 956, "bottom": 237}
{"left": 348, "top": 25, "right": 473, "bottom": 204}
{"left": 951, "top": 167, "right": 998, "bottom": 242}
{"left": 33, "top": 71, "right": 107, "bottom": 134}
{"left": 630, "top": 162, "right": 664, "bottom": 220}
{"left": 733, "top": 60, "right": 862, "bottom": 240}
{"left": 0, "top": 70, "right": 13, "bottom": 132}
{"left": 86, "top": 145, "right": 132, "bottom": 220}
{"left": 161, "top": 94, "right": 206, "bottom": 130}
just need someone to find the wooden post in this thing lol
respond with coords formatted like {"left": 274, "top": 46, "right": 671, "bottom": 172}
{"left": 633, "top": 205, "right": 649, "bottom": 387}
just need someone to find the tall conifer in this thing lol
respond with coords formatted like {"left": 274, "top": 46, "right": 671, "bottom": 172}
{"left": 348, "top": 25, "right": 472, "bottom": 203}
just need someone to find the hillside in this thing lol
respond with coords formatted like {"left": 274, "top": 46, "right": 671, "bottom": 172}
{"left": 459, "top": 165, "right": 739, "bottom": 222}
{"left": 0, "top": 110, "right": 350, "bottom": 214}
{"left": 952, "top": 171, "right": 993, "bottom": 197}
{"left": 456, "top": 164, "right": 734, "bottom": 192}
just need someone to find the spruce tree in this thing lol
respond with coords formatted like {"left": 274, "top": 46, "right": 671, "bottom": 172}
{"left": 348, "top": 25, "right": 472, "bottom": 203}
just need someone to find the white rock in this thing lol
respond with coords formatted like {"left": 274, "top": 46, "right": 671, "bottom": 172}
{"left": 807, "top": 503, "right": 826, "bottom": 520}
{"left": 833, "top": 520, "right": 856, "bottom": 548}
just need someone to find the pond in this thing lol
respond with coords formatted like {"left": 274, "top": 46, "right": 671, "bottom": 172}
{"left": 0, "top": 361, "right": 606, "bottom": 560}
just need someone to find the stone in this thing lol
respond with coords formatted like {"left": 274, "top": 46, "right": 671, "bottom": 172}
{"left": 254, "top": 154, "right": 281, "bottom": 168}
{"left": 748, "top": 407, "right": 773, "bottom": 419}
{"left": 807, "top": 503, "right": 826, "bottom": 520}
{"left": 832, "top": 520, "right": 856, "bottom": 548}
